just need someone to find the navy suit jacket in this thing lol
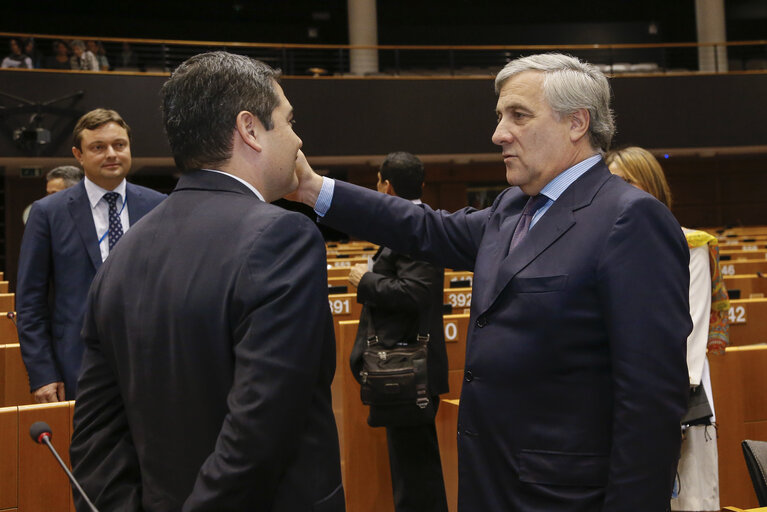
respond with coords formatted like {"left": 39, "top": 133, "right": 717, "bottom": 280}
{"left": 70, "top": 170, "right": 344, "bottom": 511}
{"left": 321, "top": 161, "right": 691, "bottom": 511}
{"left": 16, "top": 179, "right": 165, "bottom": 398}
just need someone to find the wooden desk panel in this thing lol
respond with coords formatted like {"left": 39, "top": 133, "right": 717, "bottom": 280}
{"left": 328, "top": 266, "right": 353, "bottom": 278}
{"left": 720, "top": 249, "right": 767, "bottom": 260}
{"left": 328, "top": 276, "right": 355, "bottom": 294}
{"left": 445, "top": 369, "right": 464, "bottom": 401}
{"left": 436, "top": 399, "right": 459, "bottom": 512}
{"left": 1, "top": 344, "right": 35, "bottom": 407}
{"left": 725, "top": 274, "right": 767, "bottom": 299}
{"left": 0, "top": 313, "right": 18, "bottom": 343}
{"left": 327, "top": 257, "right": 368, "bottom": 268}
{"left": 443, "top": 314, "right": 468, "bottom": 371}
{"left": 17, "top": 402, "right": 74, "bottom": 512}
{"left": 0, "top": 294, "right": 15, "bottom": 312}
{"left": 0, "top": 406, "right": 18, "bottom": 510}
{"left": 444, "top": 271, "right": 473, "bottom": 289}
{"left": 710, "top": 346, "right": 767, "bottom": 510}
{"left": 338, "top": 320, "right": 394, "bottom": 512}
{"left": 728, "top": 298, "right": 767, "bottom": 346}
{"left": 720, "top": 260, "right": 767, "bottom": 277}
{"left": 444, "top": 287, "right": 472, "bottom": 312}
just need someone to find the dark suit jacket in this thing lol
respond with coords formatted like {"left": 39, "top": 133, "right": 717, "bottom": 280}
{"left": 70, "top": 170, "right": 344, "bottom": 512}
{"left": 321, "top": 161, "right": 691, "bottom": 511}
{"left": 16, "top": 179, "right": 165, "bottom": 398}
{"left": 351, "top": 247, "right": 449, "bottom": 397}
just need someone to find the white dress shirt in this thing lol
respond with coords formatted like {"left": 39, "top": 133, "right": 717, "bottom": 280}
{"left": 84, "top": 177, "right": 129, "bottom": 262}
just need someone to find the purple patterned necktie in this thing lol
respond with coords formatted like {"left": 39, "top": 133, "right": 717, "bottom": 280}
{"left": 103, "top": 192, "right": 124, "bottom": 250}
{"left": 509, "top": 194, "right": 548, "bottom": 253}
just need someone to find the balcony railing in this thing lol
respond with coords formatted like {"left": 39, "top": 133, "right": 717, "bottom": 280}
{"left": 2, "top": 32, "right": 767, "bottom": 77}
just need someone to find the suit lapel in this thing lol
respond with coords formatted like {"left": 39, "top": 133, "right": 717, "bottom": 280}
{"left": 489, "top": 202, "right": 575, "bottom": 305}
{"left": 481, "top": 162, "right": 613, "bottom": 313}
{"left": 67, "top": 183, "right": 102, "bottom": 271}
{"left": 126, "top": 183, "right": 152, "bottom": 223}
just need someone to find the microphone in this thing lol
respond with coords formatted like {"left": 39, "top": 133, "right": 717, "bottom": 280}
{"left": 6, "top": 311, "right": 16, "bottom": 327}
{"left": 29, "top": 421, "right": 100, "bottom": 512}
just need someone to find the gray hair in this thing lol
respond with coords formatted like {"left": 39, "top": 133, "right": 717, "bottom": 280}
{"left": 47, "top": 165, "right": 84, "bottom": 186}
{"left": 70, "top": 39, "right": 86, "bottom": 51}
{"left": 495, "top": 53, "right": 615, "bottom": 152}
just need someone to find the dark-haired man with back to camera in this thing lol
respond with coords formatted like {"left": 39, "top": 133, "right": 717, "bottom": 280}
{"left": 16, "top": 108, "right": 165, "bottom": 403}
{"left": 70, "top": 52, "right": 344, "bottom": 511}
{"left": 291, "top": 53, "right": 691, "bottom": 511}
{"left": 347, "top": 152, "right": 449, "bottom": 512}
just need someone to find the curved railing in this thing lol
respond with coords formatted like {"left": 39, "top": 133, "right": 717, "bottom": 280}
{"left": 1, "top": 31, "right": 766, "bottom": 77}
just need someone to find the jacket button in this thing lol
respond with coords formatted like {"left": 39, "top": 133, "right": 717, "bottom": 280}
{"left": 465, "top": 370, "right": 473, "bottom": 382}
{"left": 475, "top": 316, "right": 487, "bottom": 328}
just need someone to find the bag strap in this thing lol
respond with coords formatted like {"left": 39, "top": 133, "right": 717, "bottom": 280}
{"left": 366, "top": 300, "right": 431, "bottom": 347}
{"left": 413, "top": 355, "right": 430, "bottom": 409}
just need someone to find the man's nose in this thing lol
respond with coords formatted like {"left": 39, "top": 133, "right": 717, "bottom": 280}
{"left": 492, "top": 122, "right": 510, "bottom": 146}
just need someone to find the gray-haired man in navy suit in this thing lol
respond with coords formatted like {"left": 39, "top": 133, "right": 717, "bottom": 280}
{"left": 291, "top": 53, "right": 691, "bottom": 512}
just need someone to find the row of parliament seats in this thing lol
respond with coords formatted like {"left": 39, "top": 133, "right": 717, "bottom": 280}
{"left": 711, "top": 228, "right": 767, "bottom": 506}
{"left": 0, "top": 269, "right": 69, "bottom": 510}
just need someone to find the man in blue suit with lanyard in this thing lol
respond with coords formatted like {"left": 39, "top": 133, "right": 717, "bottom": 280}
{"left": 16, "top": 108, "right": 165, "bottom": 402}
{"left": 291, "top": 53, "right": 691, "bottom": 511}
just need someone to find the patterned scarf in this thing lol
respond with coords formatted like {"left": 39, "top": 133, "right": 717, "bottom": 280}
{"left": 684, "top": 229, "right": 730, "bottom": 354}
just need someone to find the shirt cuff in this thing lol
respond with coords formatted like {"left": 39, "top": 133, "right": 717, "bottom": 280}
{"left": 314, "top": 177, "right": 335, "bottom": 217}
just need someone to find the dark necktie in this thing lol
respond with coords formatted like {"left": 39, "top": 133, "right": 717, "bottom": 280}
{"left": 509, "top": 194, "right": 548, "bottom": 252}
{"left": 103, "top": 192, "right": 124, "bottom": 250}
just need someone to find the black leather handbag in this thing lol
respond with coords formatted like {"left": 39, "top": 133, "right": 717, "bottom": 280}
{"left": 359, "top": 306, "right": 435, "bottom": 428}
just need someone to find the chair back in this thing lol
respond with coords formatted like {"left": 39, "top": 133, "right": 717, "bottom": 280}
{"left": 742, "top": 439, "right": 767, "bottom": 506}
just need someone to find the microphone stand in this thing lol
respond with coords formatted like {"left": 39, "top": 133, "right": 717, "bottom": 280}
{"left": 31, "top": 423, "right": 99, "bottom": 512}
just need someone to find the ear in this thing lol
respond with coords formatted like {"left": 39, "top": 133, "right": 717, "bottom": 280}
{"left": 72, "top": 146, "right": 83, "bottom": 164}
{"left": 568, "top": 108, "right": 590, "bottom": 143}
{"left": 235, "top": 111, "right": 263, "bottom": 153}
{"left": 384, "top": 180, "right": 396, "bottom": 197}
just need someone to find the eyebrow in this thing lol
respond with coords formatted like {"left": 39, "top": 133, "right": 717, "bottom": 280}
{"left": 496, "top": 102, "right": 531, "bottom": 115}
{"left": 87, "top": 138, "right": 128, "bottom": 146}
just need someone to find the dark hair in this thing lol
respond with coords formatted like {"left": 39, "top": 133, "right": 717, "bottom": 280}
{"left": 380, "top": 152, "right": 425, "bottom": 200}
{"left": 47, "top": 165, "right": 84, "bottom": 186}
{"left": 160, "top": 51, "right": 282, "bottom": 172}
{"left": 9, "top": 38, "right": 23, "bottom": 53}
{"left": 73, "top": 108, "right": 131, "bottom": 150}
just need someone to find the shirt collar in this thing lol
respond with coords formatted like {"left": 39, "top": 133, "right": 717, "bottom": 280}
{"left": 201, "top": 169, "right": 265, "bottom": 202}
{"left": 539, "top": 154, "right": 602, "bottom": 201}
{"left": 84, "top": 176, "right": 127, "bottom": 209}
